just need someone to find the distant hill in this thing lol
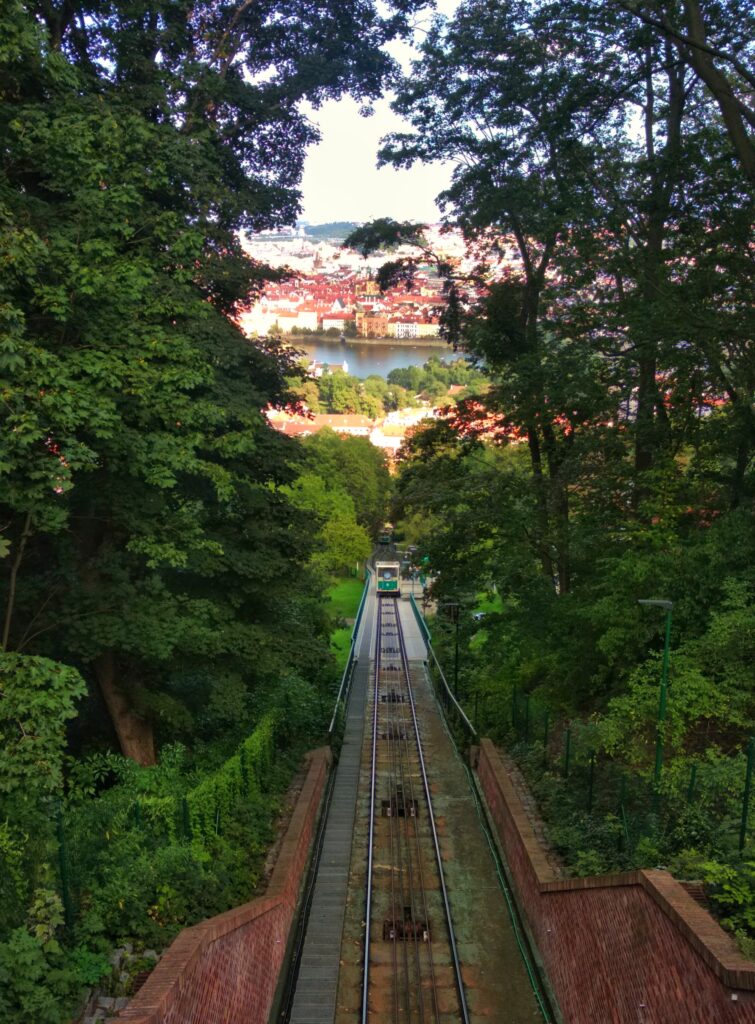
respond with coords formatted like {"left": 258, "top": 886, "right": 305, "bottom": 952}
{"left": 301, "top": 221, "right": 361, "bottom": 242}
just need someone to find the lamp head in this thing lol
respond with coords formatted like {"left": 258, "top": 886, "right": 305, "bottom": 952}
{"left": 638, "top": 599, "right": 673, "bottom": 611}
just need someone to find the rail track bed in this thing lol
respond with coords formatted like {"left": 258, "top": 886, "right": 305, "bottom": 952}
{"left": 291, "top": 586, "right": 545, "bottom": 1024}
{"left": 360, "top": 597, "right": 468, "bottom": 1024}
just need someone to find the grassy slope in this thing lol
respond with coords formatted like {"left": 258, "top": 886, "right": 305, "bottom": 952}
{"left": 327, "top": 575, "right": 366, "bottom": 670}
{"left": 327, "top": 576, "right": 365, "bottom": 619}
{"left": 475, "top": 591, "right": 503, "bottom": 614}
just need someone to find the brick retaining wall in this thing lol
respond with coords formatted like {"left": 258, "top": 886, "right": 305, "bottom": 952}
{"left": 112, "top": 747, "right": 332, "bottom": 1024}
{"left": 476, "top": 738, "right": 755, "bottom": 1023}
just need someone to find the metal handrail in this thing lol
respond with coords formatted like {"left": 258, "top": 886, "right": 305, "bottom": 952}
{"left": 351, "top": 566, "right": 372, "bottom": 642}
{"left": 361, "top": 591, "right": 381, "bottom": 1024}
{"left": 328, "top": 568, "right": 371, "bottom": 736}
{"left": 328, "top": 656, "right": 356, "bottom": 737}
{"left": 427, "top": 645, "right": 478, "bottom": 738}
{"left": 410, "top": 595, "right": 477, "bottom": 739}
{"left": 409, "top": 592, "right": 432, "bottom": 643}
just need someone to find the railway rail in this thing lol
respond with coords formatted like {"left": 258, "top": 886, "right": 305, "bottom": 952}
{"left": 362, "top": 596, "right": 470, "bottom": 1024}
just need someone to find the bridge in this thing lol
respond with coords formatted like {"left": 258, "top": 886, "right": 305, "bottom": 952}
{"left": 112, "top": 572, "right": 755, "bottom": 1024}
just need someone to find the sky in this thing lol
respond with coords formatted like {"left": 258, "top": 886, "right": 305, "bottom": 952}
{"left": 298, "top": 1, "right": 459, "bottom": 225}
{"left": 298, "top": 96, "right": 454, "bottom": 225}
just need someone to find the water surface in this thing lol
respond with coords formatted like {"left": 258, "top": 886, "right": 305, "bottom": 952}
{"left": 291, "top": 337, "right": 453, "bottom": 379}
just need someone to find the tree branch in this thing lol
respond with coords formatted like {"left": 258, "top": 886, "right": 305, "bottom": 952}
{"left": 615, "top": 0, "right": 755, "bottom": 91}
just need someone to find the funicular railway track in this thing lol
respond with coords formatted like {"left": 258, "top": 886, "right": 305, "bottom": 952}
{"left": 362, "top": 597, "right": 470, "bottom": 1024}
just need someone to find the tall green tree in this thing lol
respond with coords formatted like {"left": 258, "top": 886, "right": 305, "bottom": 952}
{"left": 303, "top": 429, "right": 392, "bottom": 538}
{"left": 1, "top": 0, "right": 427, "bottom": 760}
{"left": 613, "top": 0, "right": 755, "bottom": 181}
{"left": 375, "top": 0, "right": 752, "bottom": 584}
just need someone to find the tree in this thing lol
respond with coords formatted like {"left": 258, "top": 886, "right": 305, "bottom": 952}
{"left": 612, "top": 0, "right": 755, "bottom": 182}
{"left": 0, "top": 0, "right": 426, "bottom": 760}
{"left": 304, "top": 429, "right": 392, "bottom": 537}
{"left": 388, "top": 365, "right": 425, "bottom": 394}
{"left": 374, "top": 0, "right": 752, "bottom": 587}
{"left": 0, "top": 654, "right": 85, "bottom": 801}
{"left": 284, "top": 471, "right": 371, "bottom": 575}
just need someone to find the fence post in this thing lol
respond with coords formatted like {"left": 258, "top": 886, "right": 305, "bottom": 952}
{"left": 524, "top": 693, "right": 531, "bottom": 744}
{"left": 617, "top": 774, "right": 627, "bottom": 850}
{"left": 687, "top": 764, "right": 698, "bottom": 802}
{"left": 587, "top": 751, "right": 596, "bottom": 813}
{"left": 739, "top": 738, "right": 755, "bottom": 854}
{"left": 563, "top": 728, "right": 571, "bottom": 779}
{"left": 620, "top": 805, "right": 631, "bottom": 853}
{"left": 56, "top": 803, "right": 74, "bottom": 932}
{"left": 133, "top": 800, "right": 142, "bottom": 827}
{"left": 543, "top": 709, "right": 550, "bottom": 766}
{"left": 474, "top": 692, "right": 479, "bottom": 732}
{"left": 240, "top": 745, "right": 249, "bottom": 795}
{"left": 511, "top": 687, "right": 518, "bottom": 732}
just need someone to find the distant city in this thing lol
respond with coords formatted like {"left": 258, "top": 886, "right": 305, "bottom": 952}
{"left": 240, "top": 223, "right": 512, "bottom": 458}
{"left": 238, "top": 223, "right": 500, "bottom": 342}
{"left": 265, "top": 404, "right": 438, "bottom": 460}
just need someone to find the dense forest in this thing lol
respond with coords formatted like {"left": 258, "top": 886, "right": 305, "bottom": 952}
{"left": 0, "top": 0, "right": 406, "bottom": 1018}
{"left": 355, "top": 0, "right": 754, "bottom": 952}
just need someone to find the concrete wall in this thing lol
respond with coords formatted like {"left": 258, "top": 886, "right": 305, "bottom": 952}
{"left": 476, "top": 738, "right": 755, "bottom": 1024}
{"left": 113, "top": 748, "right": 331, "bottom": 1024}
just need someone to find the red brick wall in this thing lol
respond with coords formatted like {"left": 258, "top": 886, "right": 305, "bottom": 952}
{"left": 114, "top": 748, "right": 331, "bottom": 1024}
{"left": 477, "top": 739, "right": 755, "bottom": 1024}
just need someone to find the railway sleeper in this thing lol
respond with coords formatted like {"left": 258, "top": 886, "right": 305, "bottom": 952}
{"left": 380, "top": 689, "right": 405, "bottom": 702}
{"left": 381, "top": 797, "right": 419, "bottom": 818}
{"left": 382, "top": 911, "right": 430, "bottom": 942}
{"left": 380, "top": 725, "right": 408, "bottom": 740}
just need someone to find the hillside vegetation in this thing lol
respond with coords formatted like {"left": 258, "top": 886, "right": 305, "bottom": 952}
{"left": 292, "top": 356, "right": 488, "bottom": 417}
{"left": 381, "top": 0, "right": 753, "bottom": 952}
{"left": 0, "top": 0, "right": 399, "bottom": 1018}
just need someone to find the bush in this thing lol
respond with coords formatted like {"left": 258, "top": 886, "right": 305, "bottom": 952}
{"left": 0, "top": 891, "right": 108, "bottom": 1024}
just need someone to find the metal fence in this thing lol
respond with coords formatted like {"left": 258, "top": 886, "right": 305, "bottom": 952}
{"left": 503, "top": 687, "right": 755, "bottom": 859}
{"left": 53, "top": 714, "right": 279, "bottom": 933}
{"left": 328, "top": 568, "right": 371, "bottom": 738}
{"left": 406, "top": 596, "right": 755, "bottom": 861}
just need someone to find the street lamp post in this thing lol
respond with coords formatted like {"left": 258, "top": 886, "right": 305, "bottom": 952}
{"left": 638, "top": 598, "right": 673, "bottom": 810}
{"left": 454, "top": 611, "right": 460, "bottom": 699}
{"left": 441, "top": 601, "right": 461, "bottom": 698}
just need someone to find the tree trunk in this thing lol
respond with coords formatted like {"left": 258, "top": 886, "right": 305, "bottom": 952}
{"left": 525, "top": 420, "right": 555, "bottom": 582}
{"left": 728, "top": 396, "right": 755, "bottom": 509}
{"left": 634, "top": 346, "right": 657, "bottom": 475}
{"left": 519, "top": 236, "right": 565, "bottom": 590}
{"left": 95, "top": 651, "right": 156, "bottom": 766}
{"left": 681, "top": 0, "right": 755, "bottom": 184}
{"left": 551, "top": 472, "right": 570, "bottom": 596}
{"left": 634, "top": 52, "right": 685, "bottom": 483}
{"left": 2, "top": 511, "right": 33, "bottom": 650}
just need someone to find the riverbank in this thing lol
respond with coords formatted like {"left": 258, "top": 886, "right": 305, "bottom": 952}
{"left": 287, "top": 333, "right": 449, "bottom": 347}
{"left": 274, "top": 336, "right": 461, "bottom": 379}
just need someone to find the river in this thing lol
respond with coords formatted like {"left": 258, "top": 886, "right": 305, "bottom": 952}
{"left": 288, "top": 336, "right": 456, "bottom": 379}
